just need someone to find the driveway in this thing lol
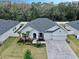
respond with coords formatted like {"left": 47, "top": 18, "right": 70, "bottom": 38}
{"left": 46, "top": 40, "right": 78, "bottom": 59}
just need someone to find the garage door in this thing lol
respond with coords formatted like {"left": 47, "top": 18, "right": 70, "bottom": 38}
{"left": 44, "top": 33, "right": 52, "bottom": 40}
{"left": 44, "top": 33, "right": 66, "bottom": 40}
{"left": 52, "top": 35, "right": 66, "bottom": 40}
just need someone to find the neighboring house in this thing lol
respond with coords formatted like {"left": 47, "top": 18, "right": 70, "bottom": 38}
{"left": 21, "top": 18, "right": 67, "bottom": 41}
{"left": 65, "top": 20, "right": 79, "bottom": 39}
{"left": 0, "top": 19, "right": 19, "bottom": 44}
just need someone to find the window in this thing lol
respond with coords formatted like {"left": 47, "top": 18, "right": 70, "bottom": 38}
{"left": 39, "top": 33, "right": 43, "bottom": 37}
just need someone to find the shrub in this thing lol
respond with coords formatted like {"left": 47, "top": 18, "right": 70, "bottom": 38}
{"left": 24, "top": 50, "right": 33, "bottom": 59}
{"left": 33, "top": 43, "right": 46, "bottom": 48}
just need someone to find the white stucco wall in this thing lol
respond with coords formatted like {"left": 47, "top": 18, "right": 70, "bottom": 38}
{"left": 44, "top": 33, "right": 52, "bottom": 40}
{"left": 77, "top": 35, "right": 79, "bottom": 39}
{"left": 8, "top": 26, "right": 19, "bottom": 37}
{"left": 21, "top": 25, "right": 67, "bottom": 40}
{"left": 21, "top": 26, "right": 39, "bottom": 39}
{"left": 8, "top": 22, "right": 28, "bottom": 37}
{"left": 21, "top": 26, "right": 33, "bottom": 33}
{"left": 44, "top": 26, "right": 67, "bottom": 40}
{"left": 0, "top": 23, "right": 21, "bottom": 44}
{"left": 52, "top": 28, "right": 67, "bottom": 35}
{"left": 0, "top": 25, "right": 20, "bottom": 44}
{"left": 29, "top": 30, "right": 39, "bottom": 39}
{"left": 0, "top": 30, "right": 10, "bottom": 44}
{"left": 52, "top": 28, "right": 67, "bottom": 40}
{"left": 56, "top": 22, "right": 69, "bottom": 24}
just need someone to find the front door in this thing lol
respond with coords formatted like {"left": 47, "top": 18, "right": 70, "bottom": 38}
{"left": 33, "top": 33, "right": 36, "bottom": 39}
{"left": 38, "top": 33, "right": 44, "bottom": 41}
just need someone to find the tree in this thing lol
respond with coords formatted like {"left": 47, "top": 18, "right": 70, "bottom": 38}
{"left": 30, "top": 5, "right": 39, "bottom": 19}
{"left": 0, "top": 1, "right": 79, "bottom": 21}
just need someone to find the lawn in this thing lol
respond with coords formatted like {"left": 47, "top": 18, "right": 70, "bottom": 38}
{"left": 68, "top": 35, "right": 79, "bottom": 57}
{"left": 0, "top": 37, "right": 47, "bottom": 59}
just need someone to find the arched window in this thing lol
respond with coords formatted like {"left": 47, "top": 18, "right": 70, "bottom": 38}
{"left": 33, "top": 33, "right": 36, "bottom": 39}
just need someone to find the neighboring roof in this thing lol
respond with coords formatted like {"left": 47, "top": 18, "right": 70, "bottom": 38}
{"left": 22, "top": 18, "right": 57, "bottom": 32}
{"left": 67, "top": 20, "right": 79, "bottom": 30}
{"left": 0, "top": 19, "right": 19, "bottom": 35}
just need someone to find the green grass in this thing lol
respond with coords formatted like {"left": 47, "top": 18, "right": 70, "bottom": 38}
{"left": 0, "top": 37, "right": 17, "bottom": 55}
{"left": 68, "top": 35, "right": 79, "bottom": 57}
{"left": 0, "top": 37, "right": 47, "bottom": 59}
{"left": 68, "top": 35, "right": 79, "bottom": 45}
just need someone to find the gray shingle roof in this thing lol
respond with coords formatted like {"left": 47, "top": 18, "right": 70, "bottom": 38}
{"left": 22, "top": 18, "right": 57, "bottom": 32}
{"left": 0, "top": 19, "right": 19, "bottom": 35}
{"left": 68, "top": 20, "right": 79, "bottom": 30}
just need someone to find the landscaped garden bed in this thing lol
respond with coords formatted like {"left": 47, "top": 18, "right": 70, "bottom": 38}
{"left": 0, "top": 37, "right": 47, "bottom": 59}
{"left": 68, "top": 35, "right": 79, "bottom": 57}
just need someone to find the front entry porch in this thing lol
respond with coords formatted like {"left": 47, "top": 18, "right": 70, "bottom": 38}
{"left": 33, "top": 33, "right": 45, "bottom": 41}
{"left": 18, "top": 32, "right": 45, "bottom": 44}
{"left": 32, "top": 39, "right": 46, "bottom": 44}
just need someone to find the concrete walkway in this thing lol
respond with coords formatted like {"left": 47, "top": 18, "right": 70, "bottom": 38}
{"left": 46, "top": 40, "right": 78, "bottom": 59}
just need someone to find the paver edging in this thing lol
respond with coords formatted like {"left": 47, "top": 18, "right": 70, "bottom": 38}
{"left": 45, "top": 41, "right": 49, "bottom": 59}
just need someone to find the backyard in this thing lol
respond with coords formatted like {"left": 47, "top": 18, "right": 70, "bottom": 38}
{"left": 68, "top": 35, "right": 79, "bottom": 57}
{"left": 0, "top": 37, "right": 47, "bottom": 59}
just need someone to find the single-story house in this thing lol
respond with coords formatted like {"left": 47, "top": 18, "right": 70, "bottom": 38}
{"left": 21, "top": 18, "right": 67, "bottom": 41}
{"left": 65, "top": 20, "right": 79, "bottom": 39}
{"left": 0, "top": 19, "right": 19, "bottom": 44}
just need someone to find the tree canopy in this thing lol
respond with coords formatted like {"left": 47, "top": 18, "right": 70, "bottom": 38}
{"left": 0, "top": 2, "right": 79, "bottom": 21}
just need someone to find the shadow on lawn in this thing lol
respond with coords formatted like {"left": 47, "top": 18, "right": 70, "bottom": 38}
{"left": 17, "top": 41, "right": 46, "bottom": 48}
{"left": 33, "top": 44, "right": 46, "bottom": 48}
